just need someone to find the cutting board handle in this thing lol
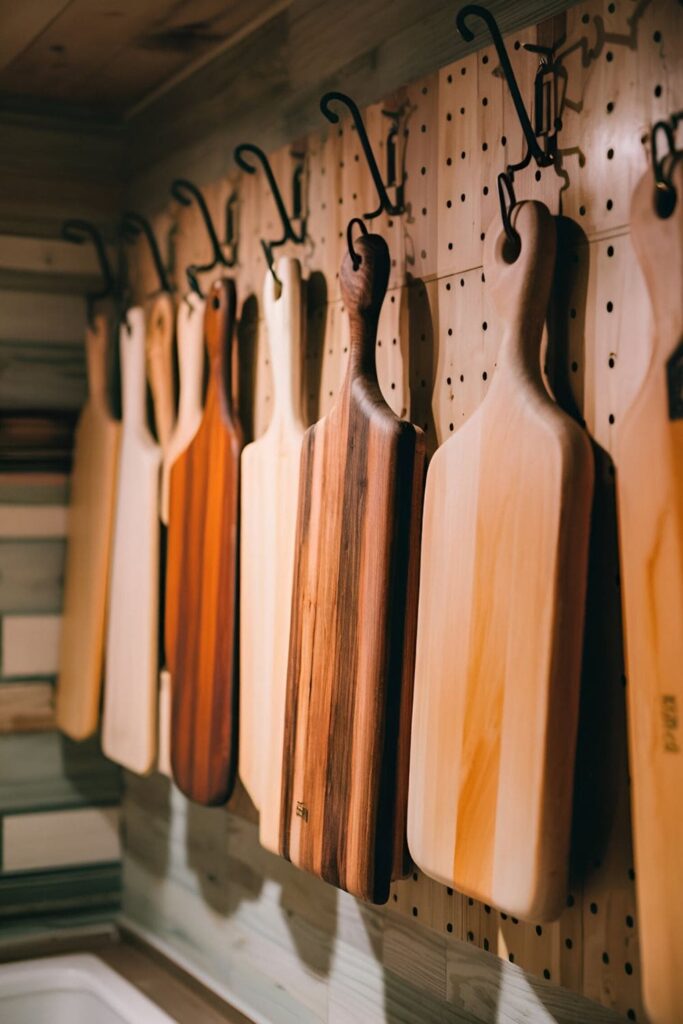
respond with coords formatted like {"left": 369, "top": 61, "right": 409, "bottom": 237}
{"left": 340, "top": 231, "right": 391, "bottom": 381}
{"left": 205, "top": 278, "right": 238, "bottom": 423}
{"left": 631, "top": 159, "right": 683, "bottom": 353}
{"left": 484, "top": 200, "right": 556, "bottom": 382}
{"left": 120, "top": 307, "right": 148, "bottom": 429}
{"left": 85, "top": 312, "right": 110, "bottom": 406}
{"left": 263, "top": 257, "right": 304, "bottom": 430}
{"left": 177, "top": 293, "right": 206, "bottom": 424}
{"left": 146, "top": 292, "right": 176, "bottom": 449}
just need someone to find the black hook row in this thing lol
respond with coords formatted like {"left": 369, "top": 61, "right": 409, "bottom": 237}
{"left": 61, "top": 219, "right": 117, "bottom": 325}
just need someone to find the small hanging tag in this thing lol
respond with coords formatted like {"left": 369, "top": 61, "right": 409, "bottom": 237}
{"left": 667, "top": 339, "right": 683, "bottom": 421}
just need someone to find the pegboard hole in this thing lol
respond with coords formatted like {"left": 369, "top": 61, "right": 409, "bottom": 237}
{"left": 412, "top": 906, "right": 418, "bottom": 917}
{"left": 446, "top": 282, "right": 452, "bottom": 291}
{"left": 392, "top": 893, "right": 398, "bottom": 902}
{"left": 461, "top": 66, "right": 466, "bottom": 76}
{"left": 509, "top": 953, "right": 515, "bottom": 963}
{"left": 447, "top": 376, "right": 452, "bottom": 385}
{"left": 514, "top": 39, "right": 521, "bottom": 49}
{"left": 483, "top": 938, "right": 490, "bottom": 951}
{"left": 447, "top": 199, "right": 453, "bottom": 209}
{"left": 482, "top": 142, "right": 488, "bottom": 152}
{"left": 480, "top": 232, "right": 485, "bottom": 241}
{"left": 421, "top": 166, "right": 427, "bottom": 176}
{"left": 579, "top": 205, "right": 586, "bottom": 217}
{"left": 609, "top": 413, "right": 615, "bottom": 424}
{"left": 467, "top": 931, "right": 475, "bottom": 942}
{"left": 607, "top": 244, "right": 615, "bottom": 257}
{"left": 448, "top": 242, "right": 454, "bottom": 250}
{"left": 602, "top": 952, "right": 610, "bottom": 964}
{"left": 460, "top": 193, "right": 466, "bottom": 202}
{"left": 500, "top": 913, "right": 508, "bottom": 921}
{"left": 565, "top": 938, "right": 573, "bottom": 950}
{"left": 653, "top": 30, "right": 662, "bottom": 43}
{"left": 607, "top": 148, "right": 614, "bottom": 160}
{"left": 501, "top": 135, "right": 507, "bottom": 146}
{"left": 511, "top": 917, "right": 519, "bottom": 925}
{"left": 535, "top": 925, "right": 543, "bottom": 936}
{"left": 567, "top": 894, "right": 575, "bottom": 908}
{"left": 543, "top": 969, "right": 551, "bottom": 980}
{"left": 446, "top": 157, "right": 453, "bottom": 167}
{"left": 535, "top": 169, "right": 542, "bottom": 182}
{"left": 461, "top": 151, "right": 466, "bottom": 160}
{"left": 608, "top": 356, "right": 615, "bottom": 368}
{"left": 625, "top": 962, "right": 633, "bottom": 976}
{"left": 447, "top": 73, "right": 453, "bottom": 84}
{"left": 629, "top": 867, "right": 636, "bottom": 881}
{"left": 449, "top": 422, "right": 454, "bottom": 432}
{"left": 607, "top": 301, "right": 614, "bottom": 312}
{"left": 654, "top": 84, "right": 662, "bottom": 98}
{"left": 484, "top": 905, "right": 491, "bottom": 914}
{"left": 482, "top": 96, "right": 488, "bottom": 106}
{"left": 482, "top": 54, "right": 489, "bottom": 64}
{"left": 460, "top": 277, "right": 465, "bottom": 287}
{"left": 422, "top": 207, "right": 427, "bottom": 216}
{"left": 581, "top": 12, "right": 589, "bottom": 24}
{"left": 590, "top": 902, "right": 599, "bottom": 914}
{"left": 626, "top": 914, "right": 635, "bottom": 928}
{"left": 483, "top": 186, "right": 489, "bottom": 195}
{"left": 606, "top": 50, "right": 614, "bottom": 62}
{"left": 482, "top": 371, "right": 488, "bottom": 381}
{"left": 447, "top": 922, "right": 453, "bottom": 933}
{"left": 627, "top": 1011, "right": 637, "bottom": 1021}
{"left": 608, "top": 0, "right": 615, "bottom": 9}
{"left": 447, "top": 112, "right": 453, "bottom": 122}
{"left": 607, "top": 101, "right": 615, "bottom": 113}
{"left": 482, "top": 321, "right": 488, "bottom": 331}
{"left": 447, "top": 887, "right": 454, "bottom": 896}
{"left": 421, "top": 123, "right": 427, "bottom": 133}
{"left": 412, "top": 871, "right": 418, "bottom": 881}
{"left": 468, "top": 897, "right": 474, "bottom": 906}
{"left": 460, "top": 106, "right": 465, "bottom": 115}
{"left": 460, "top": 374, "right": 464, "bottom": 382}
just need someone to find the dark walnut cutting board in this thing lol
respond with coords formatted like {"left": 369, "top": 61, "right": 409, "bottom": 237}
{"left": 279, "top": 233, "right": 425, "bottom": 904}
{"left": 165, "top": 279, "right": 243, "bottom": 806}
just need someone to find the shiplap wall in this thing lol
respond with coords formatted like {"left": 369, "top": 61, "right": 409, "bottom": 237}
{"left": 0, "top": 237, "right": 122, "bottom": 925}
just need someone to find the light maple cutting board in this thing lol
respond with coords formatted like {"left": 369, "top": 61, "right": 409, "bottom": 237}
{"left": 240, "top": 257, "right": 305, "bottom": 841}
{"left": 614, "top": 160, "right": 683, "bottom": 1024}
{"left": 166, "top": 279, "right": 243, "bottom": 805}
{"left": 407, "top": 201, "right": 594, "bottom": 922}
{"left": 279, "top": 234, "right": 425, "bottom": 904}
{"left": 157, "top": 291, "right": 206, "bottom": 778}
{"left": 102, "top": 307, "right": 162, "bottom": 775}
{"left": 56, "top": 314, "right": 120, "bottom": 740}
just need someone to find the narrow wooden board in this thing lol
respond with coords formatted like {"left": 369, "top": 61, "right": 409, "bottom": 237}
{"left": 279, "top": 234, "right": 425, "bottom": 904}
{"left": 407, "top": 201, "right": 594, "bottom": 922}
{"left": 102, "top": 307, "right": 161, "bottom": 775}
{"left": 56, "top": 314, "right": 120, "bottom": 741}
{"left": 166, "top": 279, "right": 243, "bottom": 805}
{"left": 145, "top": 291, "right": 177, "bottom": 452}
{"left": 239, "top": 257, "right": 306, "bottom": 837}
{"left": 614, "top": 160, "right": 683, "bottom": 1024}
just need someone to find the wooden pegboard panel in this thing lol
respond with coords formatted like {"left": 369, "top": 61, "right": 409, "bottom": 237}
{"left": 124, "top": 1, "right": 682, "bottom": 1018}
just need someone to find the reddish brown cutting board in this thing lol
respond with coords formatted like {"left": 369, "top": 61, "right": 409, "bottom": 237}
{"left": 279, "top": 233, "right": 425, "bottom": 904}
{"left": 407, "top": 201, "right": 594, "bottom": 922}
{"left": 614, "top": 160, "right": 683, "bottom": 1024}
{"left": 165, "top": 279, "right": 243, "bottom": 805}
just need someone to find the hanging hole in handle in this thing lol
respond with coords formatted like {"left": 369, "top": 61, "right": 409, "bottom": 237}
{"left": 497, "top": 172, "right": 521, "bottom": 262}
{"left": 347, "top": 217, "right": 368, "bottom": 270}
{"left": 211, "top": 294, "right": 220, "bottom": 310}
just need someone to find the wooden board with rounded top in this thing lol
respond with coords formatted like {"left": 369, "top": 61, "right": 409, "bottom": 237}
{"left": 239, "top": 257, "right": 306, "bottom": 846}
{"left": 166, "top": 278, "right": 243, "bottom": 806}
{"left": 407, "top": 201, "right": 594, "bottom": 922}
{"left": 56, "top": 313, "right": 120, "bottom": 741}
{"left": 279, "top": 232, "right": 425, "bottom": 904}
{"left": 614, "top": 159, "right": 683, "bottom": 1024}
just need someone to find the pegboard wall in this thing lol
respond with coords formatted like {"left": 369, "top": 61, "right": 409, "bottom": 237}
{"left": 124, "top": 1, "right": 682, "bottom": 1019}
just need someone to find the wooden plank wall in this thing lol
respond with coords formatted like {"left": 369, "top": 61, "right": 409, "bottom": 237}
{"left": 0, "top": 238, "right": 122, "bottom": 926}
{"left": 119, "top": 0, "right": 682, "bottom": 1021}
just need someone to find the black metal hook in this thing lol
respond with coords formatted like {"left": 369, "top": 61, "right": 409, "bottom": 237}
{"left": 456, "top": 5, "right": 554, "bottom": 174}
{"left": 234, "top": 143, "right": 306, "bottom": 247}
{"left": 347, "top": 217, "right": 369, "bottom": 271}
{"left": 170, "top": 178, "right": 237, "bottom": 297}
{"left": 61, "top": 219, "right": 116, "bottom": 321}
{"left": 320, "top": 92, "right": 404, "bottom": 219}
{"left": 651, "top": 114, "right": 682, "bottom": 218}
{"left": 497, "top": 172, "right": 521, "bottom": 259}
{"left": 120, "top": 210, "right": 172, "bottom": 295}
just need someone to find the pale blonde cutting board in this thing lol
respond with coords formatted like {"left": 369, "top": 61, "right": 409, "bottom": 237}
{"left": 407, "top": 201, "right": 594, "bottom": 922}
{"left": 239, "top": 258, "right": 306, "bottom": 839}
{"left": 56, "top": 314, "right": 120, "bottom": 740}
{"left": 158, "top": 292, "right": 205, "bottom": 777}
{"left": 102, "top": 307, "right": 162, "bottom": 775}
{"left": 614, "top": 160, "right": 683, "bottom": 1024}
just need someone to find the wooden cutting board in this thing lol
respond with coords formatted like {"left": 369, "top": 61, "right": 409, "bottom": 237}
{"left": 407, "top": 201, "right": 594, "bottom": 922}
{"left": 158, "top": 291, "right": 206, "bottom": 778}
{"left": 56, "top": 313, "right": 120, "bottom": 740}
{"left": 102, "top": 307, "right": 162, "bottom": 774}
{"left": 279, "top": 234, "right": 425, "bottom": 904}
{"left": 240, "top": 257, "right": 306, "bottom": 839}
{"left": 166, "top": 279, "right": 243, "bottom": 805}
{"left": 145, "top": 291, "right": 176, "bottom": 454}
{"left": 614, "top": 160, "right": 683, "bottom": 1024}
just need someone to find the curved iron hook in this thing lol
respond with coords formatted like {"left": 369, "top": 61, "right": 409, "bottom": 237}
{"left": 651, "top": 118, "right": 679, "bottom": 219}
{"left": 61, "top": 218, "right": 115, "bottom": 307}
{"left": 456, "top": 4, "right": 552, "bottom": 173}
{"left": 120, "top": 210, "right": 171, "bottom": 294}
{"left": 170, "top": 178, "right": 236, "bottom": 297}
{"left": 497, "top": 172, "right": 521, "bottom": 259}
{"left": 320, "top": 92, "right": 403, "bottom": 219}
{"left": 234, "top": 143, "right": 305, "bottom": 246}
{"left": 347, "top": 217, "right": 369, "bottom": 271}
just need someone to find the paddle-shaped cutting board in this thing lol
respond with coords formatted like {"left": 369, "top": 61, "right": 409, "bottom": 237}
{"left": 102, "top": 307, "right": 162, "bottom": 774}
{"left": 614, "top": 161, "right": 683, "bottom": 1024}
{"left": 240, "top": 257, "right": 306, "bottom": 840}
{"left": 158, "top": 292, "right": 205, "bottom": 778}
{"left": 279, "top": 234, "right": 425, "bottom": 904}
{"left": 407, "top": 201, "right": 594, "bottom": 922}
{"left": 145, "top": 292, "right": 176, "bottom": 453}
{"left": 56, "top": 314, "right": 120, "bottom": 740}
{"left": 166, "top": 279, "right": 243, "bottom": 805}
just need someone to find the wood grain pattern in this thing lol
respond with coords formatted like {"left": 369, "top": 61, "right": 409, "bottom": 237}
{"left": 614, "top": 159, "right": 683, "bottom": 1024}
{"left": 56, "top": 313, "right": 120, "bottom": 740}
{"left": 102, "top": 307, "right": 161, "bottom": 775}
{"left": 239, "top": 257, "right": 306, "bottom": 835}
{"left": 407, "top": 202, "right": 594, "bottom": 922}
{"left": 145, "top": 291, "right": 176, "bottom": 453}
{"left": 166, "top": 278, "right": 243, "bottom": 806}
{"left": 279, "top": 234, "right": 425, "bottom": 904}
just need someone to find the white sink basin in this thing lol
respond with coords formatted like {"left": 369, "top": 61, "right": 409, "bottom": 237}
{"left": 0, "top": 954, "right": 176, "bottom": 1024}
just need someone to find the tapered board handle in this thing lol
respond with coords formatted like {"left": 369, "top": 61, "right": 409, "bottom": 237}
{"left": 146, "top": 292, "right": 176, "bottom": 451}
{"left": 340, "top": 232, "right": 391, "bottom": 382}
{"left": 263, "top": 257, "right": 305, "bottom": 432}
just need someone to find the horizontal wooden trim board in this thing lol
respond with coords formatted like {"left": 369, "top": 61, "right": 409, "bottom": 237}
{"left": 0, "top": 289, "right": 84, "bottom": 343}
{"left": 0, "top": 473, "right": 69, "bottom": 506}
{"left": 2, "top": 806, "right": 121, "bottom": 872}
{"left": 0, "top": 540, "right": 65, "bottom": 615}
{"left": 1, "top": 614, "right": 61, "bottom": 677}
{"left": 0, "top": 234, "right": 103, "bottom": 276}
{"left": 0, "top": 504, "right": 67, "bottom": 538}
{"left": 0, "top": 682, "right": 54, "bottom": 734}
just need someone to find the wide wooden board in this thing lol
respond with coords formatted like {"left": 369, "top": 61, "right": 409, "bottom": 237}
{"left": 166, "top": 278, "right": 243, "bottom": 806}
{"left": 239, "top": 257, "right": 306, "bottom": 839}
{"left": 56, "top": 313, "right": 120, "bottom": 740}
{"left": 614, "top": 160, "right": 683, "bottom": 1024}
{"left": 102, "top": 306, "right": 161, "bottom": 775}
{"left": 407, "top": 202, "right": 594, "bottom": 922}
{"left": 279, "top": 234, "right": 425, "bottom": 904}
